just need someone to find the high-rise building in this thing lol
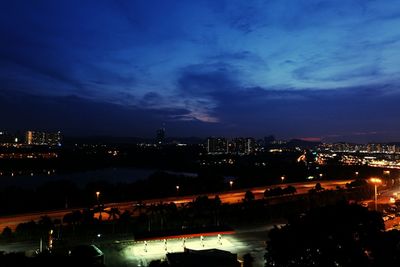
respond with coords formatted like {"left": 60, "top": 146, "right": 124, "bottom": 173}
{"left": 245, "top": 138, "right": 255, "bottom": 154}
{"left": 231, "top": 138, "right": 246, "bottom": 154}
{"left": 263, "top": 135, "right": 275, "bottom": 146}
{"left": 207, "top": 137, "right": 228, "bottom": 154}
{"left": 26, "top": 131, "right": 62, "bottom": 146}
{"left": 156, "top": 128, "right": 165, "bottom": 145}
{"left": 230, "top": 138, "right": 255, "bottom": 154}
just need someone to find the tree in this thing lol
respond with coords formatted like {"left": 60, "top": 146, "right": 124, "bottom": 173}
{"left": 264, "top": 186, "right": 297, "bottom": 198}
{"left": 38, "top": 216, "right": 53, "bottom": 231}
{"left": 284, "top": 185, "right": 297, "bottom": 195}
{"left": 1, "top": 227, "right": 12, "bottom": 239}
{"left": 214, "top": 195, "right": 222, "bottom": 206}
{"left": 346, "top": 179, "right": 368, "bottom": 189}
{"left": 133, "top": 201, "right": 145, "bottom": 216}
{"left": 243, "top": 253, "right": 254, "bottom": 267}
{"left": 315, "top": 182, "right": 324, "bottom": 192}
{"left": 15, "top": 221, "right": 37, "bottom": 239}
{"left": 53, "top": 219, "right": 62, "bottom": 239}
{"left": 264, "top": 187, "right": 283, "bottom": 198}
{"left": 106, "top": 207, "right": 120, "bottom": 233}
{"left": 265, "top": 203, "right": 384, "bottom": 267}
{"left": 119, "top": 210, "right": 133, "bottom": 223}
{"left": 372, "top": 229, "right": 400, "bottom": 266}
{"left": 71, "top": 210, "right": 82, "bottom": 224}
{"left": 63, "top": 210, "right": 82, "bottom": 234}
{"left": 107, "top": 207, "right": 120, "bottom": 221}
{"left": 186, "top": 196, "right": 214, "bottom": 227}
{"left": 213, "top": 195, "right": 222, "bottom": 226}
{"left": 119, "top": 210, "right": 133, "bottom": 233}
{"left": 243, "top": 190, "right": 255, "bottom": 203}
{"left": 81, "top": 208, "right": 94, "bottom": 225}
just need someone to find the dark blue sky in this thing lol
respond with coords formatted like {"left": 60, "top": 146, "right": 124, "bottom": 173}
{"left": 1, "top": 0, "right": 400, "bottom": 142}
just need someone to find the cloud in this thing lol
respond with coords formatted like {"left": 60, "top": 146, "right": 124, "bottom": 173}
{"left": 1, "top": 0, "right": 400, "bottom": 140}
{"left": 0, "top": 89, "right": 197, "bottom": 137}
{"left": 175, "top": 61, "right": 400, "bottom": 139}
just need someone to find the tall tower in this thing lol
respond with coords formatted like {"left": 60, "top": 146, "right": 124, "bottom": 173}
{"left": 156, "top": 128, "right": 165, "bottom": 145}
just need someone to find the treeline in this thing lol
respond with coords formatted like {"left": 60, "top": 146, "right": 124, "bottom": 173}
{"left": 265, "top": 202, "right": 400, "bottom": 267}
{"left": 0, "top": 167, "right": 375, "bottom": 217}
{"left": 0, "top": 181, "right": 373, "bottom": 244}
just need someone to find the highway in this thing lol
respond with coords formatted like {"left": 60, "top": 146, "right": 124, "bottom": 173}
{"left": 0, "top": 179, "right": 352, "bottom": 231}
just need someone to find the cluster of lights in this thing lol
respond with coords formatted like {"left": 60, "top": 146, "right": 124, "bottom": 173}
{"left": 0, "top": 152, "right": 58, "bottom": 159}
{"left": 318, "top": 143, "right": 399, "bottom": 154}
{"left": 317, "top": 152, "right": 400, "bottom": 169}
{"left": 0, "top": 169, "right": 56, "bottom": 177}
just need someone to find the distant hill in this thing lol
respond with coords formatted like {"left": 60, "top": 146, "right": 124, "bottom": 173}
{"left": 287, "top": 139, "right": 321, "bottom": 149}
{"left": 63, "top": 135, "right": 205, "bottom": 145}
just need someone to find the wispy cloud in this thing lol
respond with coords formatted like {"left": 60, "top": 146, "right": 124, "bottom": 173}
{"left": 1, "top": 0, "right": 400, "bottom": 139}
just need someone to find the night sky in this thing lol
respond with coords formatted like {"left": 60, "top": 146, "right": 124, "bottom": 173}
{"left": 1, "top": 0, "right": 400, "bottom": 142}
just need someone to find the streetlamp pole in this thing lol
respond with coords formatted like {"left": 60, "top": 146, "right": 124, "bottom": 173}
{"left": 96, "top": 191, "right": 101, "bottom": 220}
{"left": 374, "top": 184, "right": 378, "bottom": 211}
{"left": 369, "top": 178, "right": 382, "bottom": 211}
{"left": 96, "top": 191, "right": 100, "bottom": 204}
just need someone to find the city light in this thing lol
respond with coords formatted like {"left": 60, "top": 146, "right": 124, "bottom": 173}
{"left": 122, "top": 233, "right": 242, "bottom": 265}
{"left": 369, "top": 178, "right": 382, "bottom": 184}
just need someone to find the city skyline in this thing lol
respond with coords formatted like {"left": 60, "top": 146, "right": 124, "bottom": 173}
{"left": 2, "top": 1, "right": 400, "bottom": 142}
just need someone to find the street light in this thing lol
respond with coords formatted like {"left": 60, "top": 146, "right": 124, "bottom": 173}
{"left": 48, "top": 229, "right": 54, "bottom": 250}
{"left": 176, "top": 185, "right": 180, "bottom": 194}
{"left": 96, "top": 191, "right": 100, "bottom": 203}
{"left": 96, "top": 191, "right": 102, "bottom": 221}
{"left": 229, "top": 180, "right": 233, "bottom": 190}
{"left": 281, "top": 176, "right": 285, "bottom": 183}
{"left": 369, "top": 177, "right": 382, "bottom": 211}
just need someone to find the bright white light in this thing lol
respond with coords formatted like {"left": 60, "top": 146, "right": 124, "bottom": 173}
{"left": 122, "top": 234, "right": 242, "bottom": 264}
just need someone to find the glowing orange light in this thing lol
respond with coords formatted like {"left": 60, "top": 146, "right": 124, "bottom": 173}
{"left": 369, "top": 177, "right": 382, "bottom": 184}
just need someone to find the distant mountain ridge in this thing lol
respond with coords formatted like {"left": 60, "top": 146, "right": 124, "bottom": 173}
{"left": 63, "top": 135, "right": 206, "bottom": 145}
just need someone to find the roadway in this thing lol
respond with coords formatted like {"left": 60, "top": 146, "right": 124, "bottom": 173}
{"left": 0, "top": 179, "right": 352, "bottom": 231}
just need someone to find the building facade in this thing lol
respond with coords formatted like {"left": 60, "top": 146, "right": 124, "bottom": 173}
{"left": 207, "top": 137, "right": 228, "bottom": 154}
{"left": 26, "top": 131, "right": 62, "bottom": 146}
